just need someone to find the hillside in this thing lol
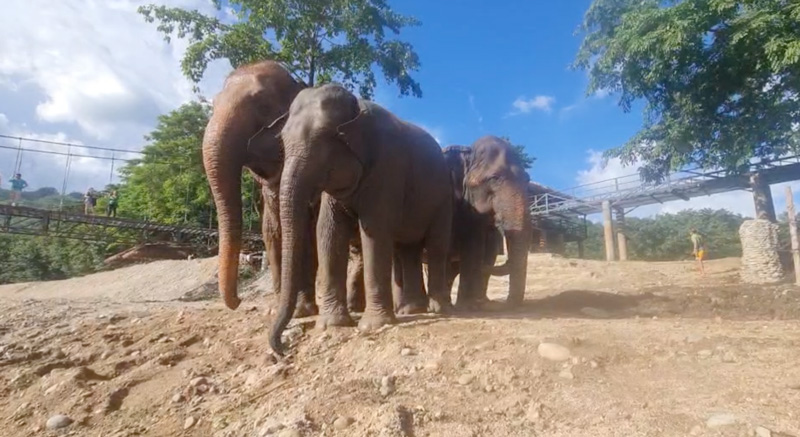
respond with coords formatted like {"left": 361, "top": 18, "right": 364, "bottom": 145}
{"left": 0, "top": 254, "right": 799, "bottom": 437}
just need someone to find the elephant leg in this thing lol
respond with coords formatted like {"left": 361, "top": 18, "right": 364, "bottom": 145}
{"left": 294, "top": 203, "right": 319, "bottom": 317}
{"left": 424, "top": 203, "right": 454, "bottom": 314}
{"left": 456, "top": 225, "right": 486, "bottom": 311}
{"left": 473, "top": 227, "right": 500, "bottom": 304}
{"left": 358, "top": 224, "right": 397, "bottom": 331}
{"left": 316, "top": 194, "right": 356, "bottom": 328}
{"left": 394, "top": 244, "right": 428, "bottom": 315}
{"left": 346, "top": 242, "right": 365, "bottom": 313}
{"left": 446, "top": 259, "right": 459, "bottom": 295}
{"left": 262, "top": 190, "right": 282, "bottom": 295}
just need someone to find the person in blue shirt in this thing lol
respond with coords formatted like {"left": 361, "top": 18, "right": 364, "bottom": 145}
{"left": 9, "top": 173, "right": 28, "bottom": 206}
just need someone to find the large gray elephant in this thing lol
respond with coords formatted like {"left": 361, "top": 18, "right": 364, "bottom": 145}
{"left": 201, "top": 60, "right": 320, "bottom": 316}
{"left": 445, "top": 137, "right": 532, "bottom": 307}
{"left": 270, "top": 83, "right": 454, "bottom": 354}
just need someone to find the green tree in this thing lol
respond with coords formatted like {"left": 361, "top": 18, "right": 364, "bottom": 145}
{"left": 138, "top": 0, "right": 423, "bottom": 99}
{"left": 574, "top": 0, "right": 800, "bottom": 182}
{"left": 118, "top": 101, "right": 262, "bottom": 231}
{"left": 565, "top": 209, "right": 746, "bottom": 261}
{"left": 500, "top": 136, "right": 536, "bottom": 170}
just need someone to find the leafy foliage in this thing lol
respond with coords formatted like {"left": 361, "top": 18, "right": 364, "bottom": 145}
{"left": 0, "top": 235, "right": 106, "bottom": 284}
{"left": 566, "top": 209, "right": 747, "bottom": 261}
{"left": 117, "top": 101, "right": 262, "bottom": 232}
{"left": 500, "top": 136, "right": 536, "bottom": 170}
{"left": 138, "top": 0, "right": 423, "bottom": 99}
{"left": 574, "top": 0, "right": 800, "bottom": 181}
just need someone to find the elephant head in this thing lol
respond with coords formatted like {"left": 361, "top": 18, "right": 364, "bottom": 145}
{"left": 271, "top": 83, "right": 366, "bottom": 353}
{"left": 202, "top": 61, "right": 305, "bottom": 310}
{"left": 447, "top": 136, "right": 532, "bottom": 303}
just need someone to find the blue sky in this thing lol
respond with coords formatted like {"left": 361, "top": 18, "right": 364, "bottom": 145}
{"left": 0, "top": 0, "right": 796, "bottom": 217}
{"left": 370, "top": 0, "right": 641, "bottom": 190}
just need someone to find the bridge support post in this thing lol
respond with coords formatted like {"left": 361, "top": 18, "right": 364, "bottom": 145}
{"left": 602, "top": 200, "right": 616, "bottom": 262}
{"left": 615, "top": 208, "right": 628, "bottom": 261}
{"left": 750, "top": 172, "right": 777, "bottom": 222}
{"left": 577, "top": 240, "right": 585, "bottom": 259}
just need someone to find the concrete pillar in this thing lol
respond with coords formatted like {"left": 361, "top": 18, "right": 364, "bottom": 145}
{"left": 577, "top": 240, "right": 585, "bottom": 259}
{"left": 539, "top": 230, "right": 548, "bottom": 253}
{"left": 602, "top": 200, "right": 615, "bottom": 262}
{"left": 616, "top": 208, "right": 628, "bottom": 261}
{"left": 750, "top": 172, "right": 777, "bottom": 222}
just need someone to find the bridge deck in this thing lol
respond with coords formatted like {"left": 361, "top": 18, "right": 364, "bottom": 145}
{"left": 531, "top": 156, "right": 800, "bottom": 217}
{"left": 0, "top": 204, "right": 263, "bottom": 242}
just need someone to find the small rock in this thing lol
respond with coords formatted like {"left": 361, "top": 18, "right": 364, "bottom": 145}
{"left": 325, "top": 357, "right": 334, "bottom": 364}
{"left": 457, "top": 374, "right": 474, "bottom": 385}
{"left": 190, "top": 377, "right": 208, "bottom": 387}
{"left": 277, "top": 429, "right": 302, "bottom": 437}
{"left": 380, "top": 376, "right": 396, "bottom": 396}
{"left": 558, "top": 369, "right": 574, "bottom": 380}
{"left": 400, "top": 347, "right": 415, "bottom": 357}
{"left": 172, "top": 393, "right": 184, "bottom": 404}
{"left": 46, "top": 414, "right": 73, "bottom": 430}
{"left": 538, "top": 343, "right": 571, "bottom": 362}
{"left": 689, "top": 425, "right": 703, "bottom": 436}
{"left": 589, "top": 360, "right": 599, "bottom": 369}
{"left": 333, "top": 416, "right": 355, "bottom": 430}
{"left": 184, "top": 416, "right": 197, "bottom": 429}
{"left": 706, "top": 413, "right": 736, "bottom": 428}
{"left": 754, "top": 426, "right": 772, "bottom": 437}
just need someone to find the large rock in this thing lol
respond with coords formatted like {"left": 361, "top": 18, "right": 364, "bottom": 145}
{"left": 739, "top": 220, "right": 784, "bottom": 284}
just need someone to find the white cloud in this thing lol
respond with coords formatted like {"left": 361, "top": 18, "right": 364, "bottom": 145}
{"left": 468, "top": 94, "right": 483, "bottom": 124}
{"left": 508, "top": 95, "right": 555, "bottom": 115}
{"left": 0, "top": 0, "right": 233, "bottom": 193}
{"left": 575, "top": 149, "right": 800, "bottom": 220}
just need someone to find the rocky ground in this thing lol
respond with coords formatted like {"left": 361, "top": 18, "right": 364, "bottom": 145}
{"left": 1, "top": 254, "right": 799, "bottom": 437}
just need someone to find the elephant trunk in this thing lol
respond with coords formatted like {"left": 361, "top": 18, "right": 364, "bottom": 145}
{"left": 203, "top": 117, "right": 245, "bottom": 310}
{"left": 490, "top": 182, "right": 531, "bottom": 303}
{"left": 270, "top": 156, "right": 314, "bottom": 355}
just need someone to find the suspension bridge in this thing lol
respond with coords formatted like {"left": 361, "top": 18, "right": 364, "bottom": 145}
{"left": 529, "top": 153, "right": 800, "bottom": 260}
{"left": 0, "top": 134, "right": 262, "bottom": 246}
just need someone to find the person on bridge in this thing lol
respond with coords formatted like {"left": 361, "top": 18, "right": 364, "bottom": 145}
{"left": 84, "top": 189, "right": 97, "bottom": 215}
{"left": 9, "top": 173, "right": 28, "bottom": 206}
{"left": 690, "top": 228, "right": 706, "bottom": 276}
{"left": 106, "top": 190, "right": 119, "bottom": 217}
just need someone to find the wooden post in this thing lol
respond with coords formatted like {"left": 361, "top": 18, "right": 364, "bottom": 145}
{"left": 787, "top": 186, "right": 800, "bottom": 286}
{"left": 751, "top": 172, "right": 777, "bottom": 222}
{"left": 602, "top": 200, "right": 615, "bottom": 261}
{"left": 616, "top": 207, "right": 628, "bottom": 261}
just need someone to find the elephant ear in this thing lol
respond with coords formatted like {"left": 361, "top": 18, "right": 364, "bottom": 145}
{"left": 247, "top": 112, "right": 289, "bottom": 162}
{"left": 443, "top": 145, "right": 471, "bottom": 202}
{"left": 335, "top": 100, "right": 370, "bottom": 168}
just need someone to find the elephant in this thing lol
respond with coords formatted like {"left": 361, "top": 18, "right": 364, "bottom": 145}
{"left": 443, "top": 137, "right": 532, "bottom": 307}
{"left": 270, "top": 83, "right": 454, "bottom": 354}
{"left": 201, "top": 60, "right": 321, "bottom": 317}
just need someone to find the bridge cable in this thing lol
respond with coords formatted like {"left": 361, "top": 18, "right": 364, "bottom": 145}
{"left": 59, "top": 146, "right": 73, "bottom": 211}
{"left": 13, "top": 137, "right": 24, "bottom": 175}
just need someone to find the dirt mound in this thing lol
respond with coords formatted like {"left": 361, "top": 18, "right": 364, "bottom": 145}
{"left": 103, "top": 243, "right": 205, "bottom": 270}
{"left": 1, "top": 255, "right": 799, "bottom": 437}
{"left": 0, "top": 257, "right": 222, "bottom": 303}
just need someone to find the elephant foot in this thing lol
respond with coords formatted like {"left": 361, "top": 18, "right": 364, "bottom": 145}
{"left": 293, "top": 300, "right": 319, "bottom": 318}
{"left": 454, "top": 299, "right": 481, "bottom": 312}
{"left": 357, "top": 313, "right": 396, "bottom": 332}
{"left": 395, "top": 302, "right": 428, "bottom": 316}
{"left": 317, "top": 311, "right": 356, "bottom": 329}
{"left": 504, "top": 295, "right": 524, "bottom": 308}
{"left": 428, "top": 296, "right": 453, "bottom": 315}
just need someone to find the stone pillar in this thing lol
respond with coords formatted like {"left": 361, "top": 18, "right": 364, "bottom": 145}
{"left": 616, "top": 208, "right": 628, "bottom": 261}
{"left": 739, "top": 219, "right": 783, "bottom": 284}
{"left": 602, "top": 200, "right": 615, "bottom": 261}
{"left": 750, "top": 172, "right": 777, "bottom": 222}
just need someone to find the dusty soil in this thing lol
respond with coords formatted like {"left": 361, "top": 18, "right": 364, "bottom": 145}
{"left": 1, "top": 254, "right": 799, "bottom": 437}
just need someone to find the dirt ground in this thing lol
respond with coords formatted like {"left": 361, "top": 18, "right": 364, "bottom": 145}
{"left": 1, "top": 254, "right": 799, "bottom": 437}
